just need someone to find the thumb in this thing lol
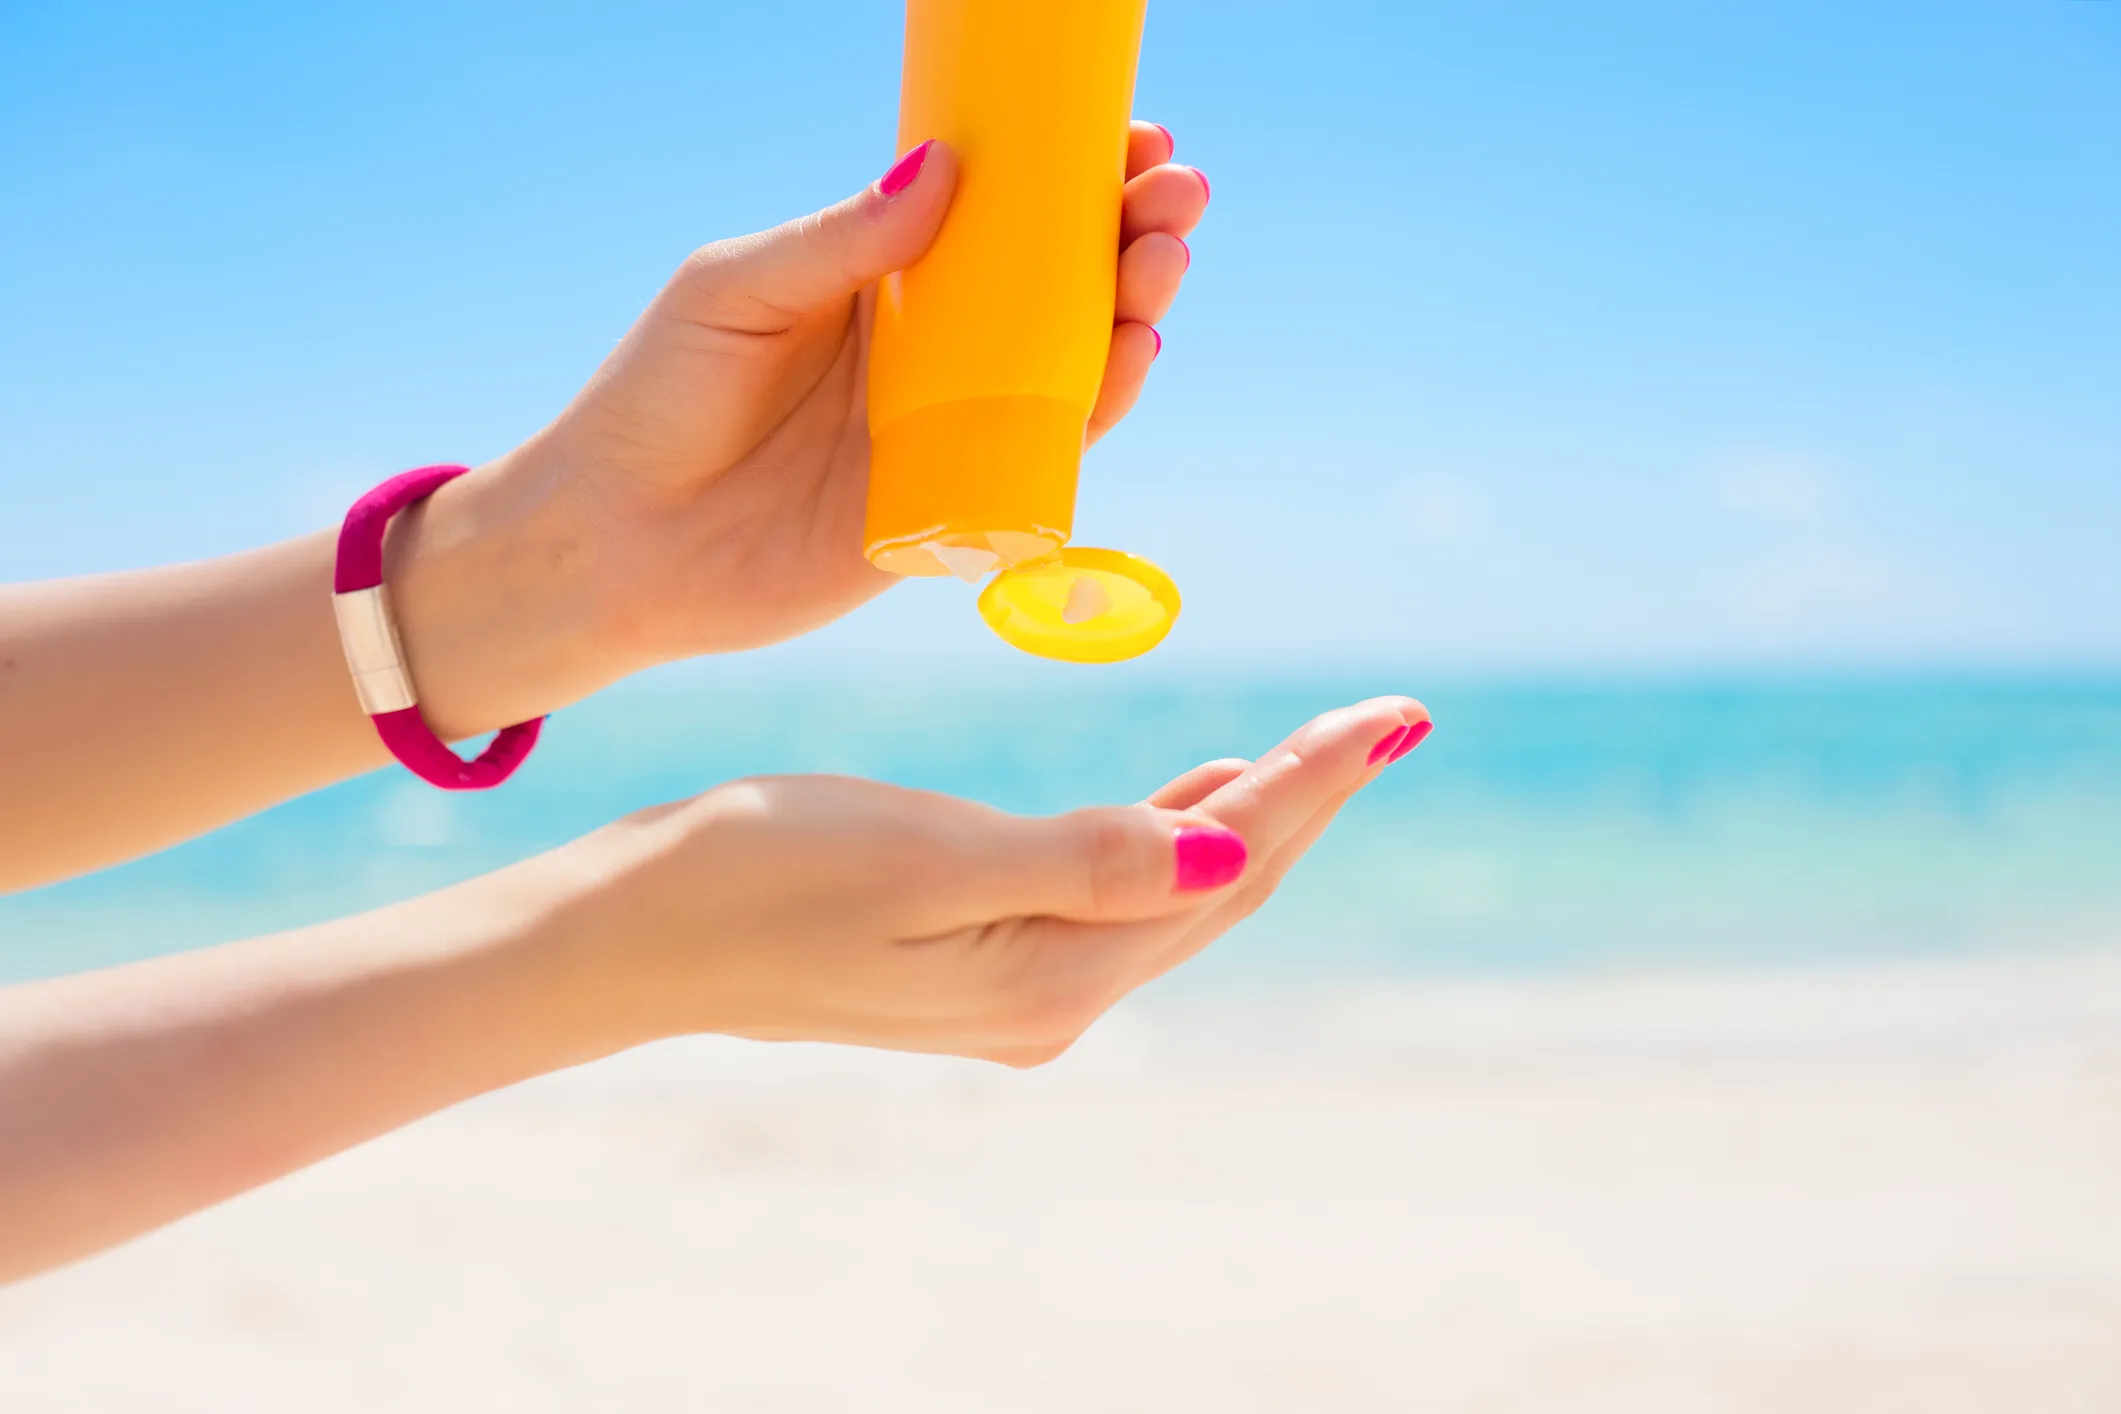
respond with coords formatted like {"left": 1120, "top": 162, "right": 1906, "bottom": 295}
{"left": 679, "top": 139, "right": 958, "bottom": 328}
{"left": 959, "top": 804, "right": 1251, "bottom": 925}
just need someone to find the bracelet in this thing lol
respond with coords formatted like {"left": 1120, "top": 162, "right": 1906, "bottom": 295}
{"left": 331, "top": 465, "right": 544, "bottom": 791}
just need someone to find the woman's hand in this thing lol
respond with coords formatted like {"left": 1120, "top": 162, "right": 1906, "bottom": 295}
{"left": 393, "top": 124, "right": 1210, "bottom": 734}
{"left": 0, "top": 125, "right": 1206, "bottom": 887}
{"left": 561, "top": 697, "right": 1428, "bottom": 1064}
{"left": 0, "top": 697, "right": 1427, "bottom": 1280}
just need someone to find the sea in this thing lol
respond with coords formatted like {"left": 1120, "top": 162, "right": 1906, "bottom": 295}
{"left": 4, "top": 674, "right": 2119, "bottom": 986}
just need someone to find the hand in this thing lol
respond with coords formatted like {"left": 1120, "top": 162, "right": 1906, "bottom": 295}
{"left": 556, "top": 697, "right": 1430, "bottom": 1065}
{"left": 389, "top": 124, "right": 1209, "bottom": 736}
{"left": 0, "top": 696, "right": 1426, "bottom": 1280}
{"left": 0, "top": 124, "right": 1205, "bottom": 890}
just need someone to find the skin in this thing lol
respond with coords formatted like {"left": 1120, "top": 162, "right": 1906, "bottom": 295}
{"left": 0, "top": 123, "right": 1439, "bottom": 1282}
{"left": 0, "top": 697, "right": 1431, "bottom": 1282}
{"left": 0, "top": 126, "right": 1206, "bottom": 891}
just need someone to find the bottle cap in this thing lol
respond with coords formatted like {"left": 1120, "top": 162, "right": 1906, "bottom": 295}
{"left": 976, "top": 547, "right": 1180, "bottom": 663}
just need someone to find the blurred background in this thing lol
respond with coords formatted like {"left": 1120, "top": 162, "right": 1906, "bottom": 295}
{"left": 3, "top": 2, "right": 2119, "bottom": 1410}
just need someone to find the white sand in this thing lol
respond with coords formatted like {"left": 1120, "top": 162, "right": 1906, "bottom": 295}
{"left": 6, "top": 949, "right": 2121, "bottom": 1412}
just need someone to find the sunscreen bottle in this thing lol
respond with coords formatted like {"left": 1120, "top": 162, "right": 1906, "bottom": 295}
{"left": 866, "top": 0, "right": 1181, "bottom": 663}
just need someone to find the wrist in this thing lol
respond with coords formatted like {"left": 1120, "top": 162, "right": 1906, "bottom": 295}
{"left": 379, "top": 442, "right": 626, "bottom": 740}
{"left": 509, "top": 821, "right": 719, "bottom": 1052}
{"left": 402, "top": 843, "right": 674, "bottom": 1074}
{"left": 526, "top": 798, "right": 783, "bottom": 1047}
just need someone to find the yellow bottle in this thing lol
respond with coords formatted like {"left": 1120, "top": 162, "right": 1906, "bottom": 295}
{"left": 866, "top": 0, "right": 1181, "bottom": 664}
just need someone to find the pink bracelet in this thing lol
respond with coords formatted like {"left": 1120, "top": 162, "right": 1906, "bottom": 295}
{"left": 331, "top": 465, "right": 544, "bottom": 790}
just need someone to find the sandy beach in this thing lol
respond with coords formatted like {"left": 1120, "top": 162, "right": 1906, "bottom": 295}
{"left": 5, "top": 948, "right": 2121, "bottom": 1412}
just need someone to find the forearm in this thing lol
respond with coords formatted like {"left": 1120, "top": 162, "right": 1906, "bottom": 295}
{"left": 0, "top": 534, "right": 383, "bottom": 888}
{"left": 0, "top": 850, "right": 632, "bottom": 1283}
{"left": 0, "top": 445, "right": 619, "bottom": 890}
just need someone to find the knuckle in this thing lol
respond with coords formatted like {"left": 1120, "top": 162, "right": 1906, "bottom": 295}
{"left": 1223, "top": 887, "right": 1271, "bottom": 926}
{"left": 1221, "top": 863, "right": 1290, "bottom": 926}
{"left": 672, "top": 230, "right": 802, "bottom": 333}
{"left": 674, "top": 239, "right": 742, "bottom": 301}
{"left": 805, "top": 200, "right": 873, "bottom": 291}
{"left": 1081, "top": 811, "right": 1148, "bottom": 915}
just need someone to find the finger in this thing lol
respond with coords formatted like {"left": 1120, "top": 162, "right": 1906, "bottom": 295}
{"left": 1115, "top": 231, "right": 1189, "bottom": 327}
{"left": 1003, "top": 711, "right": 1430, "bottom": 1026}
{"left": 979, "top": 715, "right": 1401, "bottom": 1050}
{"left": 1232, "top": 718, "right": 1430, "bottom": 900}
{"left": 1143, "top": 782, "right": 1363, "bottom": 986}
{"left": 955, "top": 804, "right": 1249, "bottom": 926}
{"left": 1141, "top": 714, "right": 1436, "bottom": 985}
{"left": 1120, "top": 163, "right": 1210, "bottom": 247}
{"left": 1125, "top": 705, "right": 1426, "bottom": 986}
{"left": 1192, "top": 698, "right": 1431, "bottom": 872}
{"left": 1085, "top": 321, "right": 1159, "bottom": 445}
{"left": 1147, "top": 758, "right": 1251, "bottom": 811}
{"left": 669, "top": 139, "right": 959, "bottom": 333}
{"left": 1127, "top": 120, "right": 1177, "bottom": 178}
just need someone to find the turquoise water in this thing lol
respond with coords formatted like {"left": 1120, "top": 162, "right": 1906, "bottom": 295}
{"left": 4, "top": 675, "right": 2119, "bottom": 984}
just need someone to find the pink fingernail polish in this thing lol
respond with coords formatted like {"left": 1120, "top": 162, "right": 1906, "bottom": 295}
{"left": 1191, "top": 166, "right": 1212, "bottom": 203}
{"left": 1149, "top": 325, "right": 1163, "bottom": 357}
{"left": 1367, "top": 726, "right": 1410, "bottom": 766}
{"left": 1387, "top": 720, "right": 1433, "bottom": 763}
{"left": 1153, "top": 122, "right": 1175, "bottom": 157}
{"left": 1174, "top": 826, "right": 1247, "bottom": 892}
{"left": 877, "top": 140, "right": 934, "bottom": 198}
{"left": 1177, "top": 237, "right": 1192, "bottom": 272}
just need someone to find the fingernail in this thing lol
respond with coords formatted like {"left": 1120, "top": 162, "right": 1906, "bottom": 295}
{"left": 1387, "top": 719, "right": 1433, "bottom": 763}
{"left": 876, "top": 140, "right": 934, "bottom": 198}
{"left": 1153, "top": 122, "right": 1175, "bottom": 156}
{"left": 1367, "top": 726, "right": 1410, "bottom": 766}
{"left": 1177, "top": 237, "right": 1192, "bottom": 272}
{"left": 1190, "top": 166, "right": 1212, "bottom": 203}
{"left": 1149, "top": 325, "right": 1163, "bottom": 357}
{"left": 1174, "top": 826, "right": 1247, "bottom": 892}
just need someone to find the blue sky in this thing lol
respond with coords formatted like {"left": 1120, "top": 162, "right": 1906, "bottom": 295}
{"left": 3, "top": 0, "right": 2116, "bottom": 674}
